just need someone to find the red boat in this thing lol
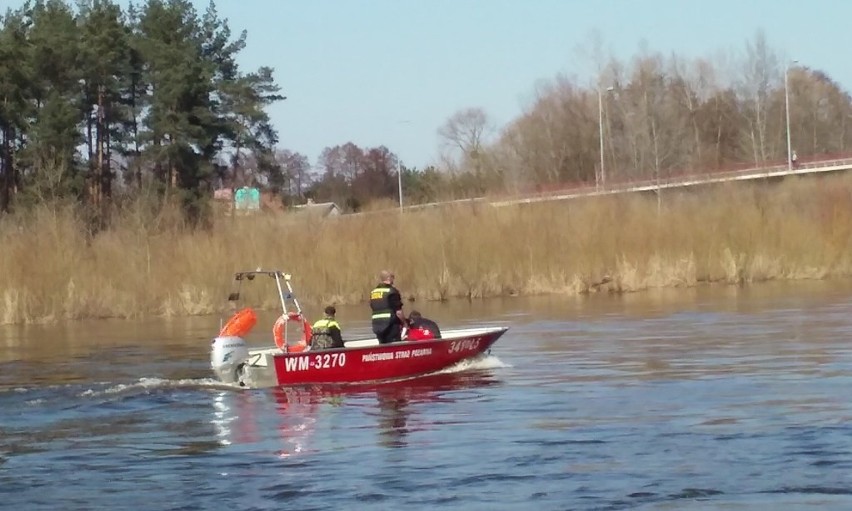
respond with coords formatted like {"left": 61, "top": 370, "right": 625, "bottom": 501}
{"left": 210, "top": 270, "right": 509, "bottom": 388}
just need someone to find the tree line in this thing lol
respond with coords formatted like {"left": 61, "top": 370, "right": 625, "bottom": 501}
{"left": 442, "top": 33, "right": 852, "bottom": 194}
{"left": 0, "top": 0, "right": 284, "bottom": 223}
{"left": 296, "top": 142, "right": 484, "bottom": 210}
{"left": 3, "top": 7, "right": 850, "bottom": 222}
{"left": 0, "top": 0, "right": 478, "bottom": 219}
{"left": 307, "top": 33, "right": 852, "bottom": 208}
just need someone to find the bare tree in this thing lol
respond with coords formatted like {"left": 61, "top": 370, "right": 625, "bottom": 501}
{"left": 437, "top": 107, "right": 494, "bottom": 175}
{"left": 738, "top": 30, "right": 779, "bottom": 164}
{"left": 788, "top": 68, "right": 852, "bottom": 156}
{"left": 439, "top": 32, "right": 852, "bottom": 199}
{"left": 275, "top": 149, "right": 310, "bottom": 198}
{"left": 497, "top": 77, "right": 593, "bottom": 187}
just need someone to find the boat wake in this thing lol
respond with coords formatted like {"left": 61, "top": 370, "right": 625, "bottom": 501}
{"left": 78, "top": 377, "right": 241, "bottom": 398}
{"left": 6, "top": 356, "right": 511, "bottom": 400}
{"left": 0, "top": 378, "right": 243, "bottom": 414}
{"left": 434, "top": 353, "right": 512, "bottom": 375}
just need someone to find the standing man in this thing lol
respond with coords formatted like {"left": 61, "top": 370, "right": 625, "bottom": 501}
{"left": 370, "top": 270, "right": 406, "bottom": 344}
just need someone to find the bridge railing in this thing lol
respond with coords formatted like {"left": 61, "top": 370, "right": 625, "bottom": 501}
{"left": 617, "top": 156, "right": 852, "bottom": 193}
{"left": 503, "top": 153, "right": 852, "bottom": 201}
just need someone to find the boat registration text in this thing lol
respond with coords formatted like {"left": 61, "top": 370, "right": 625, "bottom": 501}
{"left": 283, "top": 352, "right": 346, "bottom": 372}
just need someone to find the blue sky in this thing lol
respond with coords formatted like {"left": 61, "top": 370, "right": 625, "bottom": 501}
{"left": 4, "top": 0, "right": 850, "bottom": 169}
{"left": 237, "top": 0, "right": 849, "bottom": 169}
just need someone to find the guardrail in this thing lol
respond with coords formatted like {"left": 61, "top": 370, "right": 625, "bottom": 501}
{"left": 602, "top": 157, "right": 852, "bottom": 193}
{"left": 330, "top": 155, "right": 852, "bottom": 216}
{"left": 490, "top": 156, "right": 852, "bottom": 207}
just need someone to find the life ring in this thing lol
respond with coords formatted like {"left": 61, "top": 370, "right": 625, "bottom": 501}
{"left": 219, "top": 307, "right": 257, "bottom": 337}
{"left": 273, "top": 311, "right": 313, "bottom": 352}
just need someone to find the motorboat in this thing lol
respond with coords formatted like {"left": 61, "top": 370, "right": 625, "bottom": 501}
{"left": 210, "top": 270, "right": 509, "bottom": 388}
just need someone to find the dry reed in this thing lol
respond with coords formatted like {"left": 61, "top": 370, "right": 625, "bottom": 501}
{"left": 2, "top": 174, "right": 851, "bottom": 325}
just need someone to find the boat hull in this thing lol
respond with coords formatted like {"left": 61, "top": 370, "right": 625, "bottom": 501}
{"left": 240, "top": 326, "right": 508, "bottom": 387}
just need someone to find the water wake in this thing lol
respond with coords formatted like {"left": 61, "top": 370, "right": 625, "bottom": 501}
{"left": 435, "top": 354, "right": 512, "bottom": 375}
{"left": 9, "top": 355, "right": 510, "bottom": 399}
{"left": 78, "top": 377, "right": 241, "bottom": 398}
{"left": 3, "top": 377, "right": 238, "bottom": 397}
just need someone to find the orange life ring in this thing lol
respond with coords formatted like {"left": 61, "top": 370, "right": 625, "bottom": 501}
{"left": 273, "top": 312, "right": 313, "bottom": 352}
{"left": 219, "top": 307, "right": 258, "bottom": 337}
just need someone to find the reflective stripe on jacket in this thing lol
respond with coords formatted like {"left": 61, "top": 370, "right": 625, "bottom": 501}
{"left": 311, "top": 317, "right": 341, "bottom": 350}
{"left": 370, "top": 285, "right": 393, "bottom": 320}
{"left": 312, "top": 318, "right": 340, "bottom": 333}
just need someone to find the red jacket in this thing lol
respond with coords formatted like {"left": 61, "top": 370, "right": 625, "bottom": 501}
{"left": 407, "top": 327, "right": 435, "bottom": 341}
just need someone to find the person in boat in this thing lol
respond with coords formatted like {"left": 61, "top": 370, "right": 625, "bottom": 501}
{"left": 370, "top": 270, "right": 407, "bottom": 344}
{"left": 310, "top": 305, "right": 344, "bottom": 350}
{"left": 407, "top": 310, "right": 441, "bottom": 340}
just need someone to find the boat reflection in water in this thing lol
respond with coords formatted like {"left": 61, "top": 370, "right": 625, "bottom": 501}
{"left": 369, "top": 370, "right": 502, "bottom": 449}
{"left": 211, "top": 369, "right": 502, "bottom": 457}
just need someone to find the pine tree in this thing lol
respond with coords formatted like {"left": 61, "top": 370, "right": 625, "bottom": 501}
{"left": 137, "top": 0, "right": 217, "bottom": 220}
{"left": 24, "top": 0, "right": 83, "bottom": 202}
{"left": 0, "top": 7, "right": 32, "bottom": 211}
{"left": 78, "top": 0, "right": 129, "bottom": 215}
{"left": 0, "top": 0, "right": 283, "bottom": 221}
{"left": 121, "top": 2, "right": 149, "bottom": 190}
{"left": 221, "top": 66, "right": 285, "bottom": 186}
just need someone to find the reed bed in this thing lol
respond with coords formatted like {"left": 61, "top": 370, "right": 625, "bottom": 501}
{"left": 2, "top": 174, "right": 851, "bottom": 324}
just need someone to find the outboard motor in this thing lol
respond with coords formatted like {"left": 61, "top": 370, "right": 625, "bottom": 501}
{"left": 211, "top": 336, "right": 250, "bottom": 384}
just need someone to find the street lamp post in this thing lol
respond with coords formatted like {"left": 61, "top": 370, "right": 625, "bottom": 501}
{"left": 785, "top": 60, "right": 798, "bottom": 172}
{"left": 598, "top": 86, "right": 614, "bottom": 189}
{"left": 397, "top": 159, "right": 404, "bottom": 212}
{"left": 397, "top": 120, "right": 412, "bottom": 212}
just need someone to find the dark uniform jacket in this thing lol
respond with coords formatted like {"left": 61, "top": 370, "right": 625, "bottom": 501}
{"left": 370, "top": 283, "right": 403, "bottom": 342}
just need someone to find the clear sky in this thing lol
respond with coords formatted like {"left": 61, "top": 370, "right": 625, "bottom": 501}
{"left": 4, "top": 0, "right": 850, "bottom": 169}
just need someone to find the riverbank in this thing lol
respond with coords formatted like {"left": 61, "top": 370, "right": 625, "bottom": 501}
{"left": 2, "top": 174, "right": 851, "bottom": 325}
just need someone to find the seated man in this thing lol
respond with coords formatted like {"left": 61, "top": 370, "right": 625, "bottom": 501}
{"left": 310, "top": 305, "right": 344, "bottom": 350}
{"left": 407, "top": 310, "right": 442, "bottom": 340}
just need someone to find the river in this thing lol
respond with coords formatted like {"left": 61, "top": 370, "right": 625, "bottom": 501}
{"left": 2, "top": 281, "right": 852, "bottom": 510}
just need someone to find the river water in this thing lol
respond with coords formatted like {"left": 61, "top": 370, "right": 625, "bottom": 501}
{"left": 2, "top": 281, "right": 852, "bottom": 510}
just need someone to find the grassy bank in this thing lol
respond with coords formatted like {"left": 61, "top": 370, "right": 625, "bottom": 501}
{"left": 2, "top": 175, "right": 851, "bottom": 325}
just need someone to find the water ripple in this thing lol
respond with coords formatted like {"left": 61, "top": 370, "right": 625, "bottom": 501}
{"left": 3, "top": 285, "right": 852, "bottom": 510}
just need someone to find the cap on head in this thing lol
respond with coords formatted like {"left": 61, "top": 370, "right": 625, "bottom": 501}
{"left": 324, "top": 305, "right": 336, "bottom": 316}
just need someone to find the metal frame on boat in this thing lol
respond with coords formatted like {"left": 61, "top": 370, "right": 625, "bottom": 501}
{"left": 210, "top": 269, "right": 509, "bottom": 388}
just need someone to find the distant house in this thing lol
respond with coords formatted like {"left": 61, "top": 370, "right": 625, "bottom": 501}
{"left": 213, "top": 188, "right": 234, "bottom": 215}
{"left": 291, "top": 199, "right": 341, "bottom": 218}
{"left": 213, "top": 187, "right": 282, "bottom": 215}
{"left": 234, "top": 186, "right": 261, "bottom": 211}
{"left": 213, "top": 188, "right": 233, "bottom": 201}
